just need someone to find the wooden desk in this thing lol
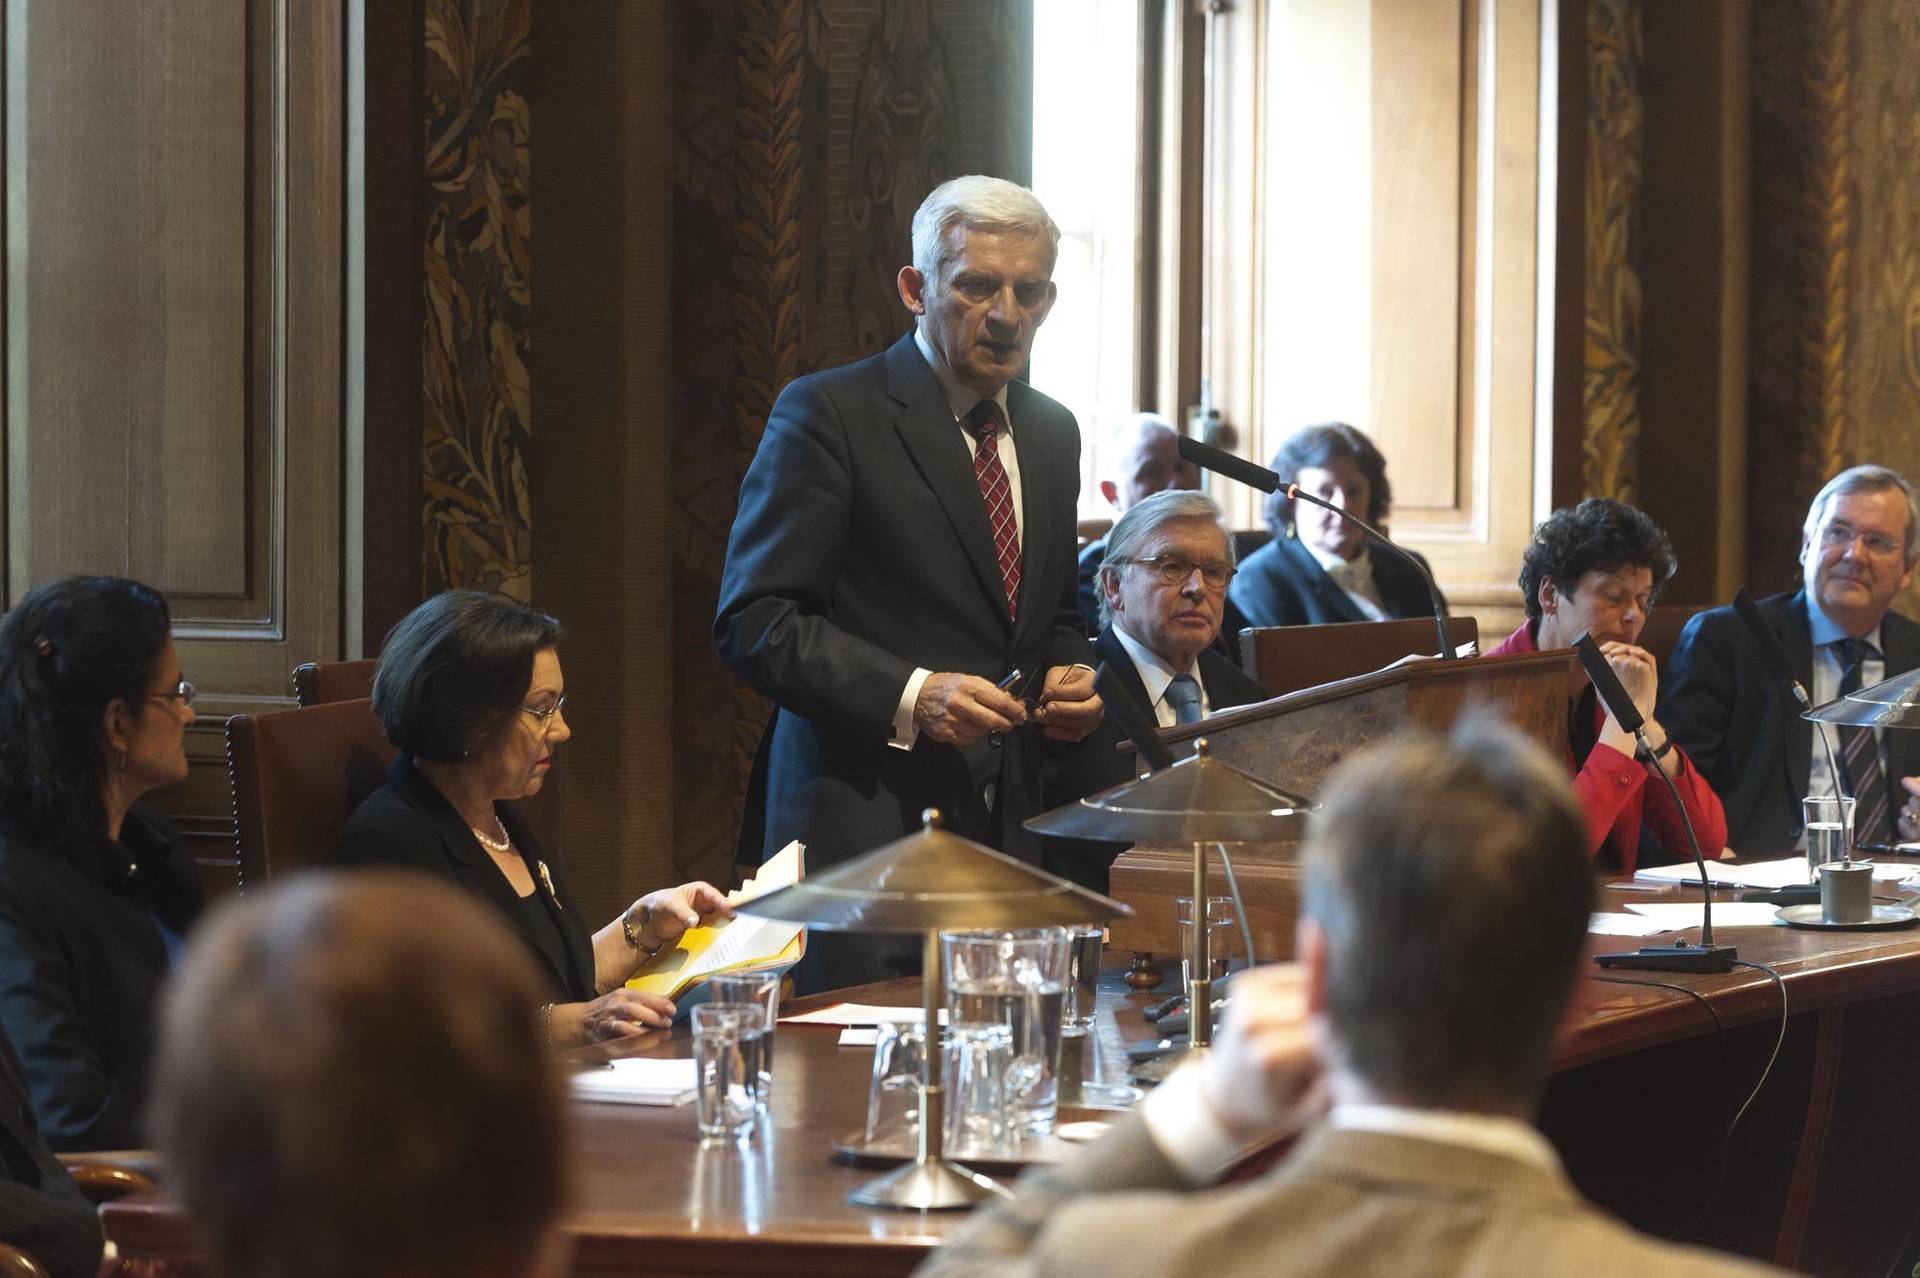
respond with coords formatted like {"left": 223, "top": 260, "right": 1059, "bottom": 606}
{"left": 101, "top": 877, "right": 1920, "bottom": 1275}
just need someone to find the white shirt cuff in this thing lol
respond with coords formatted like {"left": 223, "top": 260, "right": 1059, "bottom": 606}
{"left": 890, "top": 668, "right": 931, "bottom": 750}
{"left": 1139, "top": 1059, "right": 1244, "bottom": 1185}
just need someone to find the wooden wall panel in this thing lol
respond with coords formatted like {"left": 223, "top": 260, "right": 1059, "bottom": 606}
{"left": 1354, "top": 0, "right": 1546, "bottom": 638}
{"left": 1370, "top": 0, "right": 1465, "bottom": 515}
{"left": 6, "top": 1, "right": 250, "bottom": 601}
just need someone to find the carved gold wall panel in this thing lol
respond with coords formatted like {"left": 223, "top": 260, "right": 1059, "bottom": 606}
{"left": 1583, "top": 0, "right": 1644, "bottom": 503}
{"left": 422, "top": 0, "right": 533, "bottom": 598}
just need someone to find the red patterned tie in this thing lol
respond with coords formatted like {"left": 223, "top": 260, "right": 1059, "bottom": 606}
{"left": 967, "top": 399, "right": 1021, "bottom": 620}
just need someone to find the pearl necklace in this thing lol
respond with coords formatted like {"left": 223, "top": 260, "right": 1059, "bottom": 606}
{"left": 471, "top": 815, "right": 512, "bottom": 854}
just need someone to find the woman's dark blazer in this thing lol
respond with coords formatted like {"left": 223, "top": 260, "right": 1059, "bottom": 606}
{"left": 0, "top": 803, "right": 203, "bottom": 1151}
{"left": 1227, "top": 532, "right": 1443, "bottom": 629}
{"left": 330, "top": 755, "right": 596, "bottom": 1003}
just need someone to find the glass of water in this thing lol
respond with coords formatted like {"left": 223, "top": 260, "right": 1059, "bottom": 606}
{"left": 1175, "top": 895, "right": 1236, "bottom": 990}
{"left": 941, "top": 928, "right": 1070, "bottom": 1139}
{"left": 708, "top": 971, "right": 781, "bottom": 1113}
{"left": 944, "top": 1021, "right": 1014, "bottom": 1158}
{"left": 864, "top": 1019, "right": 926, "bottom": 1145}
{"left": 692, "top": 1004, "right": 764, "bottom": 1147}
{"left": 1804, "top": 794, "right": 1857, "bottom": 866}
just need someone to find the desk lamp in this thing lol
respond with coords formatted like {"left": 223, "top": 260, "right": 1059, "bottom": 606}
{"left": 1025, "top": 739, "right": 1311, "bottom": 1082}
{"left": 735, "top": 810, "right": 1128, "bottom": 1210}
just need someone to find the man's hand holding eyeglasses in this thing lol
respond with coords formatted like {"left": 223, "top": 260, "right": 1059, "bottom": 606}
{"left": 1033, "top": 664, "right": 1103, "bottom": 741}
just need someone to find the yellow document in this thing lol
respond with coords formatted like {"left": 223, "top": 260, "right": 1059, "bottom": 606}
{"left": 625, "top": 841, "right": 805, "bottom": 999}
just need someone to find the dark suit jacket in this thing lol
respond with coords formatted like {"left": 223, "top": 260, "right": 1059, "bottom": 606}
{"left": 1227, "top": 532, "right": 1441, "bottom": 629}
{"left": 332, "top": 755, "right": 597, "bottom": 1002}
{"left": 0, "top": 1031, "right": 100, "bottom": 1278}
{"left": 0, "top": 804, "right": 201, "bottom": 1151}
{"left": 1079, "top": 535, "right": 1252, "bottom": 666}
{"left": 1039, "top": 626, "right": 1271, "bottom": 893}
{"left": 1661, "top": 590, "right": 1920, "bottom": 856}
{"left": 716, "top": 332, "right": 1095, "bottom": 871}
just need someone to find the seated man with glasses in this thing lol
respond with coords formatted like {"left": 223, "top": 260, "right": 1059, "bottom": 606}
{"left": 1663, "top": 465, "right": 1920, "bottom": 855}
{"left": 332, "top": 590, "right": 733, "bottom": 1048}
{"left": 1041, "top": 491, "right": 1269, "bottom": 891}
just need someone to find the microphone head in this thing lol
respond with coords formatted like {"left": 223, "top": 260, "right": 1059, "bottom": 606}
{"left": 1573, "top": 633, "right": 1646, "bottom": 735}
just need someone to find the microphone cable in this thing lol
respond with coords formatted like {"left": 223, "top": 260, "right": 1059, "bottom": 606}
{"left": 1591, "top": 957, "right": 1787, "bottom": 1240}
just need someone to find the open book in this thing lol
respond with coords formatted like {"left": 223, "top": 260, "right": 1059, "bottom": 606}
{"left": 624, "top": 841, "right": 805, "bottom": 999}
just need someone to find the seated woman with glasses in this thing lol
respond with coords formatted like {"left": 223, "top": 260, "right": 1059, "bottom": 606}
{"left": 1483, "top": 498, "right": 1727, "bottom": 873}
{"left": 332, "top": 590, "right": 733, "bottom": 1048}
{"left": 1227, "top": 422, "right": 1445, "bottom": 629}
{"left": 0, "top": 576, "right": 204, "bottom": 1150}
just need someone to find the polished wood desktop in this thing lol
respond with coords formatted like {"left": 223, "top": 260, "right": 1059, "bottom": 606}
{"left": 102, "top": 871, "right": 1920, "bottom": 1275}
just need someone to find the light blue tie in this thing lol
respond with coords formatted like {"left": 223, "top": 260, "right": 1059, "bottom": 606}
{"left": 1164, "top": 673, "right": 1203, "bottom": 726}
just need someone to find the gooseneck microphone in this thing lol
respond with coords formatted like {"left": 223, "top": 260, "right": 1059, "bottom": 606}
{"left": 1175, "top": 436, "right": 1455, "bottom": 660}
{"left": 1579, "top": 633, "right": 1737, "bottom": 973}
{"left": 1731, "top": 587, "right": 1853, "bottom": 865}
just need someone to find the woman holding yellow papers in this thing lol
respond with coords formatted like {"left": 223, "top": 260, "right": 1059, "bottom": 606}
{"left": 332, "top": 590, "right": 732, "bottom": 1047}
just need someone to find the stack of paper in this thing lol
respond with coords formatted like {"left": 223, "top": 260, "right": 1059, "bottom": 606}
{"left": 627, "top": 841, "right": 807, "bottom": 999}
{"left": 1632, "top": 858, "right": 1813, "bottom": 890}
{"left": 569, "top": 1057, "right": 698, "bottom": 1107}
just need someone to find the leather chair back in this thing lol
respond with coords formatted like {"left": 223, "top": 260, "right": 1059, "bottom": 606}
{"left": 226, "top": 698, "right": 396, "bottom": 890}
{"left": 1242, "top": 614, "right": 1481, "bottom": 698}
{"left": 292, "top": 658, "right": 375, "bottom": 706}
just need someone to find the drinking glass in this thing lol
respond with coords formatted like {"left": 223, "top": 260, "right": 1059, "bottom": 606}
{"left": 864, "top": 1019, "right": 926, "bottom": 1145}
{"left": 708, "top": 971, "right": 781, "bottom": 1111}
{"left": 692, "top": 1004, "right": 763, "bottom": 1147}
{"left": 944, "top": 1021, "right": 1014, "bottom": 1158}
{"left": 1062, "top": 925, "right": 1104, "bottom": 1032}
{"left": 1175, "top": 895, "right": 1236, "bottom": 991}
{"left": 1803, "top": 795, "right": 1857, "bottom": 866}
{"left": 942, "top": 928, "right": 1070, "bottom": 1138}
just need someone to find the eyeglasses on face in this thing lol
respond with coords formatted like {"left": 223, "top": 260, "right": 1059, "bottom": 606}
{"left": 520, "top": 693, "right": 567, "bottom": 725}
{"left": 1819, "top": 521, "right": 1903, "bottom": 558}
{"left": 144, "top": 680, "right": 195, "bottom": 709}
{"left": 1116, "top": 554, "right": 1236, "bottom": 590}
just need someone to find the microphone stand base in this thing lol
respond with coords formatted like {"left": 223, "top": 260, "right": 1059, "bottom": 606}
{"left": 1594, "top": 943, "right": 1737, "bottom": 973}
{"left": 1129, "top": 1041, "right": 1210, "bottom": 1084}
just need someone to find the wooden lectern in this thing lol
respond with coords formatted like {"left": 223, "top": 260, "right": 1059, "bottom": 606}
{"left": 1106, "top": 649, "right": 1573, "bottom": 980}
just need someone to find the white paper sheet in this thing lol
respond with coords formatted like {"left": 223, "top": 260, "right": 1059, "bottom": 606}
{"left": 1589, "top": 912, "right": 1675, "bottom": 937}
{"left": 781, "top": 1003, "right": 949, "bottom": 1028}
{"left": 569, "top": 1057, "right": 698, "bottom": 1106}
{"left": 1622, "top": 901, "right": 1785, "bottom": 928}
{"left": 1635, "top": 856, "right": 1920, "bottom": 890}
{"left": 1632, "top": 858, "right": 1812, "bottom": 890}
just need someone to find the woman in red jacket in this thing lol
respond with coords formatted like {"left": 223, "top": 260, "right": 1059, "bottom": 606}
{"left": 1484, "top": 499, "right": 1727, "bottom": 872}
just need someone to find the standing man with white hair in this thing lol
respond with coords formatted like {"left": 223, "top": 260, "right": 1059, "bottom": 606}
{"left": 717, "top": 176, "right": 1104, "bottom": 991}
{"left": 1663, "top": 464, "right": 1920, "bottom": 855}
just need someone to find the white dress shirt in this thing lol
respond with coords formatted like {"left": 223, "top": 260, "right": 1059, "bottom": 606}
{"left": 889, "top": 328, "right": 1025, "bottom": 750}
{"left": 1139, "top": 1062, "right": 1561, "bottom": 1186}
{"left": 1112, "top": 624, "right": 1211, "bottom": 728}
{"left": 1304, "top": 541, "right": 1388, "bottom": 621}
